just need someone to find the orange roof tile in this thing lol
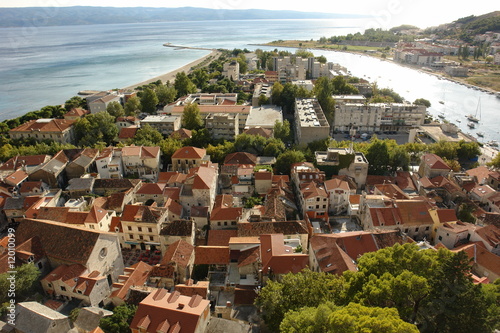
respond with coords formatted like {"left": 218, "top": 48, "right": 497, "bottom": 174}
{"left": 422, "top": 153, "right": 451, "bottom": 170}
{"left": 207, "top": 230, "right": 238, "bottom": 246}
{"left": 172, "top": 146, "right": 206, "bottom": 159}
{"left": 194, "top": 246, "right": 229, "bottom": 265}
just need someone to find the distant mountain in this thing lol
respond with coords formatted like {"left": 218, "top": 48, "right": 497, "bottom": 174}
{"left": 0, "top": 6, "right": 367, "bottom": 27}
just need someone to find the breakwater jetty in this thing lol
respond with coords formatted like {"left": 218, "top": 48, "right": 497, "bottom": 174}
{"left": 163, "top": 43, "right": 215, "bottom": 51}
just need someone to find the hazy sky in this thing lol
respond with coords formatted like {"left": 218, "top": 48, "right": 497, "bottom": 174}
{"left": 0, "top": 0, "right": 497, "bottom": 28}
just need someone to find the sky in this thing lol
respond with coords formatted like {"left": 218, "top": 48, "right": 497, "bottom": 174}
{"left": 0, "top": 0, "right": 497, "bottom": 28}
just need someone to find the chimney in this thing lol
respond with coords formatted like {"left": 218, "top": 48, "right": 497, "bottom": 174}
{"left": 226, "top": 301, "right": 232, "bottom": 308}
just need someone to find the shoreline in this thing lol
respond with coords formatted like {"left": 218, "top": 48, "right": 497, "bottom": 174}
{"left": 123, "top": 50, "right": 220, "bottom": 90}
{"left": 252, "top": 43, "right": 499, "bottom": 94}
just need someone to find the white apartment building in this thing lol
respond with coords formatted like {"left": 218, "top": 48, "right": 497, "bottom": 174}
{"left": 333, "top": 103, "right": 426, "bottom": 132}
{"left": 205, "top": 113, "right": 239, "bottom": 140}
{"left": 294, "top": 98, "right": 330, "bottom": 145}
{"left": 140, "top": 115, "right": 181, "bottom": 136}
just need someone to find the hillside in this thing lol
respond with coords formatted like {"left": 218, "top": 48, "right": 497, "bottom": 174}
{"left": 426, "top": 11, "right": 500, "bottom": 41}
{"left": 0, "top": 6, "right": 366, "bottom": 27}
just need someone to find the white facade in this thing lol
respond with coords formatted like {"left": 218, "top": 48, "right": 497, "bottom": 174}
{"left": 294, "top": 98, "right": 330, "bottom": 145}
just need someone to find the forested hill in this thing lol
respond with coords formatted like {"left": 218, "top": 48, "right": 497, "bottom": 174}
{"left": 0, "top": 6, "right": 366, "bottom": 27}
{"left": 425, "top": 11, "right": 500, "bottom": 42}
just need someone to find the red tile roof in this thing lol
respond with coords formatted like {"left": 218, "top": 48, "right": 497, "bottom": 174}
{"left": 310, "top": 236, "right": 357, "bottom": 275}
{"left": 137, "top": 183, "right": 166, "bottom": 195}
{"left": 10, "top": 118, "right": 75, "bottom": 133}
{"left": 224, "top": 152, "right": 257, "bottom": 165}
{"left": 170, "top": 128, "right": 192, "bottom": 140}
{"left": 374, "top": 183, "right": 410, "bottom": 200}
{"left": 466, "top": 166, "right": 491, "bottom": 184}
{"left": 111, "top": 261, "right": 153, "bottom": 300}
{"left": 172, "top": 146, "right": 206, "bottom": 159}
{"left": 324, "top": 178, "right": 350, "bottom": 192}
{"left": 422, "top": 153, "right": 451, "bottom": 170}
{"left": 160, "top": 240, "right": 194, "bottom": 269}
{"left": 194, "top": 246, "right": 230, "bottom": 265}
{"left": 207, "top": 230, "right": 238, "bottom": 246}
{"left": 130, "top": 289, "right": 210, "bottom": 333}
{"left": 474, "top": 224, "right": 500, "bottom": 248}
{"left": 260, "top": 234, "right": 308, "bottom": 275}
{"left": 16, "top": 219, "right": 104, "bottom": 266}
{"left": 174, "top": 280, "right": 209, "bottom": 299}
{"left": 0, "top": 154, "right": 50, "bottom": 171}
{"left": 436, "top": 209, "right": 458, "bottom": 223}
{"left": 118, "top": 126, "right": 138, "bottom": 139}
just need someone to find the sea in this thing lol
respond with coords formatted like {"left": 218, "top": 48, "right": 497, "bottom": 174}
{"left": 1, "top": 18, "right": 500, "bottom": 142}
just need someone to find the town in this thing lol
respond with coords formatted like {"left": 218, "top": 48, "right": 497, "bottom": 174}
{"left": 0, "top": 40, "right": 500, "bottom": 333}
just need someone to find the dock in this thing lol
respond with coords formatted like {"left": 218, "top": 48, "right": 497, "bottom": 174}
{"left": 163, "top": 43, "right": 215, "bottom": 51}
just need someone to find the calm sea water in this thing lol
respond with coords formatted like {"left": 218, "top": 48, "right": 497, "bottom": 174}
{"left": 1, "top": 19, "right": 499, "bottom": 141}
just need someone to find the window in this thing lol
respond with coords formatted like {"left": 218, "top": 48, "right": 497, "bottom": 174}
{"left": 438, "top": 235, "right": 443, "bottom": 241}
{"left": 404, "top": 229, "right": 409, "bottom": 233}
{"left": 218, "top": 222, "right": 221, "bottom": 226}
{"left": 224, "top": 221, "right": 228, "bottom": 226}
{"left": 139, "top": 235, "right": 144, "bottom": 240}
{"left": 128, "top": 226, "right": 132, "bottom": 231}
{"left": 138, "top": 227, "right": 142, "bottom": 232}
{"left": 425, "top": 226, "right": 430, "bottom": 231}
{"left": 415, "top": 227, "right": 419, "bottom": 232}
{"left": 99, "top": 247, "right": 107, "bottom": 258}
{"left": 61, "top": 286, "right": 66, "bottom": 292}
{"left": 148, "top": 228, "right": 152, "bottom": 233}
{"left": 231, "top": 221, "right": 236, "bottom": 225}
{"left": 316, "top": 205, "right": 319, "bottom": 209}
{"left": 129, "top": 235, "right": 133, "bottom": 239}
{"left": 149, "top": 236, "right": 154, "bottom": 241}
{"left": 38, "top": 262, "right": 43, "bottom": 269}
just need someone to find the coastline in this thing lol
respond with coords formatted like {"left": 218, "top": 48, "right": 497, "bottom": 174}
{"left": 252, "top": 43, "right": 499, "bottom": 94}
{"left": 123, "top": 50, "right": 220, "bottom": 90}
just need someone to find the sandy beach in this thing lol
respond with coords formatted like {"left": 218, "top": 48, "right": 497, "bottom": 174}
{"left": 123, "top": 50, "right": 221, "bottom": 90}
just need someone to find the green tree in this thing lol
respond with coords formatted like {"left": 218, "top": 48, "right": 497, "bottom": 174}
{"left": 271, "top": 81, "right": 284, "bottom": 106}
{"left": 206, "top": 141, "right": 235, "bottom": 164}
{"left": 190, "top": 68, "right": 209, "bottom": 89}
{"left": 255, "top": 269, "right": 344, "bottom": 332}
{"left": 314, "top": 77, "right": 335, "bottom": 124}
{"left": 365, "top": 139, "right": 390, "bottom": 175}
{"left": 174, "top": 71, "right": 197, "bottom": 98}
{"left": 275, "top": 150, "right": 306, "bottom": 175}
{"left": 281, "top": 302, "right": 419, "bottom": 333}
{"left": 234, "top": 133, "right": 268, "bottom": 155}
{"left": 0, "top": 263, "right": 40, "bottom": 304}
{"left": 258, "top": 94, "right": 270, "bottom": 106}
{"left": 456, "top": 140, "right": 481, "bottom": 161}
{"left": 106, "top": 101, "right": 125, "bottom": 120}
{"left": 124, "top": 96, "right": 142, "bottom": 116}
{"left": 132, "top": 124, "right": 163, "bottom": 146}
{"left": 74, "top": 111, "right": 118, "bottom": 147}
{"left": 273, "top": 120, "right": 291, "bottom": 142}
{"left": 140, "top": 88, "right": 159, "bottom": 114}
{"left": 488, "top": 153, "right": 500, "bottom": 169}
{"left": 389, "top": 145, "right": 410, "bottom": 172}
{"left": 413, "top": 98, "right": 431, "bottom": 107}
{"left": 156, "top": 84, "right": 177, "bottom": 106}
{"left": 182, "top": 103, "right": 203, "bottom": 130}
{"left": 64, "top": 96, "right": 86, "bottom": 111}
{"left": 100, "top": 304, "right": 137, "bottom": 333}
{"left": 158, "top": 137, "right": 183, "bottom": 165}
{"left": 263, "top": 138, "right": 286, "bottom": 157}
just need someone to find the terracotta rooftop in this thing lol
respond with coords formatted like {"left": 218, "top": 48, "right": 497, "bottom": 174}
{"left": 159, "top": 240, "right": 194, "bottom": 269}
{"left": 436, "top": 209, "right": 458, "bottom": 223}
{"left": 324, "top": 178, "right": 350, "bottom": 192}
{"left": 238, "top": 220, "right": 308, "bottom": 237}
{"left": 136, "top": 183, "right": 166, "bottom": 195}
{"left": 174, "top": 280, "right": 209, "bottom": 299}
{"left": 10, "top": 118, "right": 75, "bottom": 133}
{"left": 310, "top": 236, "right": 357, "bottom": 275}
{"left": 16, "top": 219, "right": 105, "bottom": 266}
{"left": 466, "top": 166, "right": 491, "bottom": 184}
{"left": 224, "top": 152, "right": 258, "bottom": 165}
{"left": 207, "top": 230, "right": 238, "bottom": 246}
{"left": 118, "top": 126, "right": 138, "bottom": 139}
{"left": 111, "top": 261, "right": 153, "bottom": 301}
{"left": 422, "top": 153, "right": 451, "bottom": 170}
{"left": 170, "top": 128, "right": 193, "bottom": 140}
{"left": 172, "top": 146, "right": 206, "bottom": 159}
{"left": 260, "top": 234, "right": 309, "bottom": 275}
{"left": 474, "top": 224, "right": 500, "bottom": 248}
{"left": 374, "top": 183, "right": 410, "bottom": 200}
{"left": 194, "top": 246, "right": 230, "bottom": 265}
{"left": 160, "top": 220, "right": 193, "bottom": 237}
{"left": 130, "top": 289, "right": 210, "bottom": 333}
{"left": 0, "top": 154, "right": 51, "bottom": 171}
{"left": 121, "top": 205, "right": 160, "bottom": 224}
{"left": 243, "top": 127, "right": 272, "bottom": 138}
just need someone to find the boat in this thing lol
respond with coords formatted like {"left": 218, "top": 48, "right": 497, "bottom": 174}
{"left": 439, "top": 101, "right": 444, "bottom": 104}
{"left": 488, "top": 140, "right": 499, "bottom": 147}
{"left": 467, "top": 122, "right": 476, "bottom": 129}
{"left": 477, "top": 132, "right": 484, "bottom": 137}
{"left": 466, "top": 97, "right": 481, "bottom": 123}
{"left": 438, "top": 113, "right": 445, "bottom": 119}
{"left": 456, "top": 119, "right": 461, "bottom": 123}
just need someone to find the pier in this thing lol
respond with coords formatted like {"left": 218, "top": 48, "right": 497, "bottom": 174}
{"left": 163, "top": 43, "right": 215, "bottom": 51}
